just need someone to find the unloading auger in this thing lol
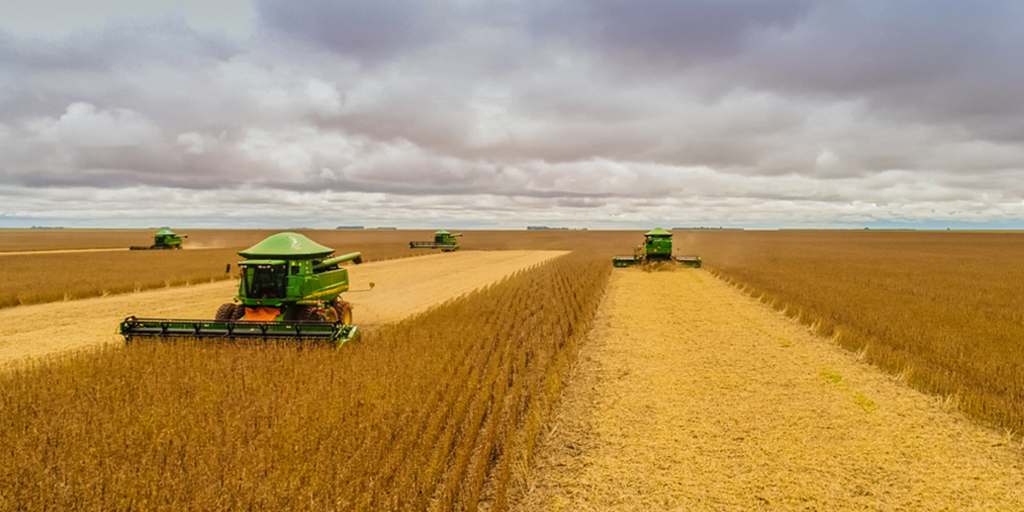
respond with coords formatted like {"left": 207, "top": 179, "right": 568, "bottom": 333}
{"left": 120, "top": 232, "right": 363, "bottom": 346}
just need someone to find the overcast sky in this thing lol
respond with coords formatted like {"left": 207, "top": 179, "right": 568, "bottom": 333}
{"left": 2, "top": 1, "right": 1023, "bottom": 229}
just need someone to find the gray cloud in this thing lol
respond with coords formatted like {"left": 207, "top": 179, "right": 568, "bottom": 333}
{"left": 1, "top": 1, "right": 1023, "bottom": 228}
{"left": 735, "top": 2, "right": 1024, "bottom": 131}
{"left": 255, "top": 0, "right": 461, "bottom": 62}
{"left": 526, "top": 0, "right": 813, "bottom": 68}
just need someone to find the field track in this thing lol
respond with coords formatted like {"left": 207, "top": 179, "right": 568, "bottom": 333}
{"left": 0, "top": 250, "right": 566, "bottom": 366}
{"left": 516, "top": 268, "right": 1024, "bottom": 510}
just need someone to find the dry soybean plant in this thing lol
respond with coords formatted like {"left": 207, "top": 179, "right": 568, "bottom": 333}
{"left": 0, "top": 251, "right": 609, "bottom": 511}
{"left": 685, "top": 229, "right": 1024, "bottom": 436}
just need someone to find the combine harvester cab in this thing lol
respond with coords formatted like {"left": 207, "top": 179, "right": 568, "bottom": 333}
{"left": 409, "top": 229, "right": 462, "bottom": 252}
{"left": 612, "top": 228, "right": 702, "bottom": 268}
{"left": 130, "top": 229, "right": 187, "bottom": 250}
{"left": 120, "top": 232, "right": 363, "bottom": 347}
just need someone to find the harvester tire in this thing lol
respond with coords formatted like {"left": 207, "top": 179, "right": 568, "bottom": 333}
{"left": 335, "top": 301, "right": 353, "bottom": 325}
{"left": 321, "top": 303, "right": 338, "bottom": 323}
{"left": 231, "top": 304, "right": 245, "bottom": 321}
{"left": 215, "top": 303, "right": 236, "bottom": 321}
{"left": 298, "top": 305, "right": 324, "bottom": 322}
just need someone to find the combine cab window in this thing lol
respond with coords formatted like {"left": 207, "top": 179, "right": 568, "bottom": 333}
{"left": 244, "top": 264, "right": 287, "bottom": 298}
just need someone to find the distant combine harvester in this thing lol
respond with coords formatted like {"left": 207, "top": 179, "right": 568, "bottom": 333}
{"left": 613, "top": 228, "right": 702, "bottom": 268}
{"left": 130, "top": 229, "right": 186, "bottom": 250}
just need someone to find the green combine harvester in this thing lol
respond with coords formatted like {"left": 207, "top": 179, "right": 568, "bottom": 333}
{"left": 120, "top": 232, "right": 362, "bottom": 346}
{"left": 613, "top": 228, "right": 702, "bottom": 268}
{"left": 130, "top": 228, "right": 187, "bottom": 250}
{"left": 409, "top": 229, "right": 462, "bottom": 252}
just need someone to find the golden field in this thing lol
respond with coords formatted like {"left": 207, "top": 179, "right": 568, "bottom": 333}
{"left": 517, "top": 268, "right": 1024, "bottom": 509}
{"left": 0, "top": 229, "right": 432, "bottom": 309}
{"left": 0, "top": 228, "right": 598, "bottom": 253}
{"left": 0, "top": 229, "right": 608, "bottom": 309}
{"left": 0, "top": 248, "right": 242, "bottom": 309}
{"left": 0, "top": 230, "right": 150, "bottom": 252}
{"left": 0, "top": 250, "right": 568, "bottom": 365}
{"left": 682, "top": 230, "right": 1024, "bottom": 434}
{"left": 4, "top": 228, "right": 1024, "bottom": 509}
{"left": 0, "top": 250, "right": 609, "bottom": 510}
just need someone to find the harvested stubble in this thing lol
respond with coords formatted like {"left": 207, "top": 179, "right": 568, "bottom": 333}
{"left": 516, "top": 267, "right": 1024, "bottom": 510}
{"left": 680, "top": 230, "right": 1024, "bottom": 436}
{"left": 0, "top": 251, "right": 609, "bottom": 511}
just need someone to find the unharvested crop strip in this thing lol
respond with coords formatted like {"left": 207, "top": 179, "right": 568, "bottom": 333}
{"left": 690, "top": 230, "right": 1024, "bottom": 436}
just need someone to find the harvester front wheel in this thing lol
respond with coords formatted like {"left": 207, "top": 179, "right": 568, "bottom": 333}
{"left": 298, "top": 305, "right": 324, "bottom": 322}
{"left": 215, "top": 303, "right": 236, "bottom": 321}
{"left": 334, "top": 301, "right": 353, "bottom": 325}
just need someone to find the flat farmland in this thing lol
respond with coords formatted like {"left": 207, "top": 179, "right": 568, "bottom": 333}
{"left": 517, "top": 267, "right": 1024, "bottom": 509}
{"left": 1, "top": 250, "right": 609, "bottom": 510}
{"left": 0, "top": 230, "right": 155, "bottom": 252}
{"left": 681, "top": 230, "right": 1024, "bottom": 433}
{"left": 4, "top": 229, "right": 1024, "bottom": 509}
{"left": 0, "top": 250, "right": 567, "bottom": 365}
{"left": 0, "top": 229, "right": 614, "bottom": 309}
{"left": 0, "top": 229, "right": 427, "bottom": 309}
{"left": 0, "top": 228, "right": 601, "bottom": 253}
{"left": 0, "top": 248, "right": 242, "bottom": 309}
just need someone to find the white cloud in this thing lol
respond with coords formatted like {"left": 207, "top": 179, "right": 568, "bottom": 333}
{"left": 176, "top": 132, "right": 219, "bottom": 154}
{"left": 815, "top": 150, "right": 839, "bottom": 167}
{"left": 33, "top": 102, "right": 163, "bottom": 148}
{"left": 304, "top": 79, "right": 344, "bottom": 116}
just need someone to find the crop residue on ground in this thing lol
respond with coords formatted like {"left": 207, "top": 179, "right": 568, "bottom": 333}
{"left": 516, "top": 267, "right": 1024, "bottom": 510}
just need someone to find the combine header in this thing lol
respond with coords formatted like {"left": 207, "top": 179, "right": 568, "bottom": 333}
{"left": 120, "top": 232, "right": 363, "bottom": 346}
{"left": 130, "top": 229, "right": 186, "bottom": 250}
{"left": 409, "top": 230, "right": 462, "bottom": 252}
{"left": 613, "top": 228, "right": 702, "bottom": 268}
